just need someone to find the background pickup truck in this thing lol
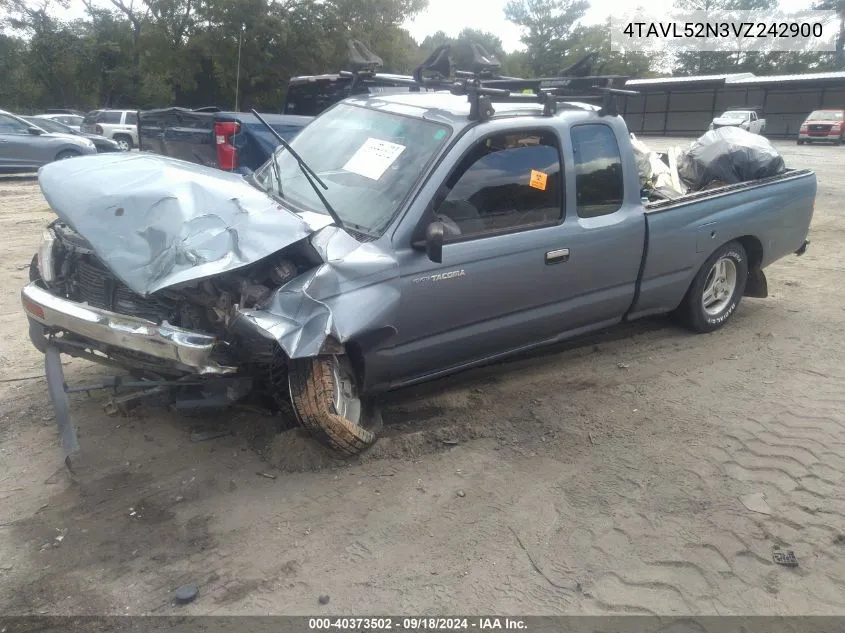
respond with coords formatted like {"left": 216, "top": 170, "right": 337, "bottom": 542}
{"left": 135, "top": 41, "right": 439, "bottom": 170}
{"left": 22, "top": 54, "right": 816, "bottom": 461}
{"left": 709, "top": 109, "right": 767, "bottom": 134}
{"left": 137, "top": 107, "right": 311, "bottom": 172}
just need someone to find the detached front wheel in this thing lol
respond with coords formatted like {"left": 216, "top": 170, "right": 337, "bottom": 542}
{"left": 288, "top": 355, "right": 381, "bottom": 456}
{"left": 676, "top": 241, "right": 748, "bottom": 333}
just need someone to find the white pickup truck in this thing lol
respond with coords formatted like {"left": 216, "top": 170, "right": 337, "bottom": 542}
{"left": 709, "top": 110, "right": 766, "bottom": 135}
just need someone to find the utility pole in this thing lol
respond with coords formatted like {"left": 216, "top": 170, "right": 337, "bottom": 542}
{"left": 235, "top": 24, "right": 245, "bottom": 111}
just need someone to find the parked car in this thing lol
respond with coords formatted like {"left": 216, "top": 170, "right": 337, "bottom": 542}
{"left": 797, "top": 109, "right": 845, "bottom": 145}
{"left": 0, "top": 109, "right": 96, "bottom": 173}
{"left": 708, "top": 110, "right": 766, "bottom": 134}
{"left": 45, "top": 109, "right": 85, "bottom": 116}
{"left": 35, "top": 113, "right": 85, "bottom": 132}
{"left": 80, "top": 109, "right": 138, "bottom": 150}
{"left": 21, "top": 51, "right": 815, "bottom": 461}
{"left": 137, "top": 108, "right": 311, "bottom": 172}
{"left": 22, "top": 116, "right": 122, "bottom": 153}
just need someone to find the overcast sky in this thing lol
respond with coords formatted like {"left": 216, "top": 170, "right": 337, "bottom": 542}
{"left": 403, "top": 0, "right": 816, "bottom": 52}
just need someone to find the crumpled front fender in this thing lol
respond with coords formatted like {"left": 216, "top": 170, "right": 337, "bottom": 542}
{"left": 232, "top": 226, "right": 401, "bottom": 359}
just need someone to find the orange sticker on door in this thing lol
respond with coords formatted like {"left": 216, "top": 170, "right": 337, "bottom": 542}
{"left": 529, "top": 170, "right": 548, "bottom": 190}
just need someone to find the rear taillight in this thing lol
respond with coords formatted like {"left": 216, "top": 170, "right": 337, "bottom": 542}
{"left": 214, "top": 121, "right": 240, "bottom": 171}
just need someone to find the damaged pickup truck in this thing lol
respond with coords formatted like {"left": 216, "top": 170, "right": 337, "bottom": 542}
{"left": 21, "top": 49, "right": 816, "bottom": 461}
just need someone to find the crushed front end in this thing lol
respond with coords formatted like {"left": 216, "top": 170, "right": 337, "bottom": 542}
{"left": 22, "top": 218, "right": 317, "bottom": 460}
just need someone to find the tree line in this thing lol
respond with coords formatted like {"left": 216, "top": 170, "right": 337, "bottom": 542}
{"left": 1, "top": 0, "right": 843, "bottom": 114}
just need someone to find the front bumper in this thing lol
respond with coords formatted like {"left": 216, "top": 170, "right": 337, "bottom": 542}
{"left": 21, "top": 282, "right": 237, "bottom": 375}
{"left": 799, "top": 132, "right": 840, "bottom": 141}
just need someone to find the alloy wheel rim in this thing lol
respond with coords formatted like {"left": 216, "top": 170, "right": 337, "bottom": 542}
{"left": 702, "top": 257, "right": 738, "bottom": 316}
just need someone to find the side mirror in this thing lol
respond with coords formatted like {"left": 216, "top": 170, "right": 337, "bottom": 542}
{"left": 424, "top": 221, "right": 444, "bottom": 264}
{"left": 27, "top": 127, "right": 44, "bottom": 135}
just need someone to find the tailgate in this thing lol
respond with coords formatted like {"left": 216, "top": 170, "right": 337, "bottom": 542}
{"left": 137, "top": 107, "right": 217, "bottom": 167}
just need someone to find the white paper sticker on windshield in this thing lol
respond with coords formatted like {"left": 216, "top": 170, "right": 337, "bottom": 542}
{"left": 342, "top": 138, "right": 406, "bottom": 180}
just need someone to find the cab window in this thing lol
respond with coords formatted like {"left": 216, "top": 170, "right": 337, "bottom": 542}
{"left": 433, "top": 130, "right": 562, "bottom": 240}
{"left": 570, "top": 124, "right": 625, "bottom": 219}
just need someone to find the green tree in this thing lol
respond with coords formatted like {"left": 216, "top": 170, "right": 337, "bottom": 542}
{"left": 504, "top": 0, "right": 589, "bottom": 76}
{"left": 813, "top": 0, "right": 845, "bottom": 68}
{"left": 567, "top": 20, "right": 658, "bottom": 77}
{"left": 419, "top": 28, "right": 507, "bottom": 73}
{"left": 671, "top": 0, "right": 783, "bottom": 76}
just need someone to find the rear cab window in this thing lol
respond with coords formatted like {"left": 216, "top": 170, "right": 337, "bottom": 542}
{"left": 570, "top": 124, "right": 625, "bottom": 219}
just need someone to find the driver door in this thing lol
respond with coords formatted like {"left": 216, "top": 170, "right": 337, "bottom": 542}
{"left": 388, "top": 128, "right": 573, "bottom": 382}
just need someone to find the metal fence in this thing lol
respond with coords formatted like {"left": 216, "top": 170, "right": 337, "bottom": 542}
{"left": 619, "top": 84, "right": 845, "bottom": 137}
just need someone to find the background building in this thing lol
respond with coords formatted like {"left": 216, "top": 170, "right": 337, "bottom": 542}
{"left": 619, "top": 71, "right": 845, "bottom": 137}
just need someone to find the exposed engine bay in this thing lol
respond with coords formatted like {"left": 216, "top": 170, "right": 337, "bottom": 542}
{"left": 35, "top": 220, "right": 331, "bottom": 412}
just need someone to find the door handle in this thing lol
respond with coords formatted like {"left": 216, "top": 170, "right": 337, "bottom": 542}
{"left": 545, "top": 248, "right": 569, "bottom": 264}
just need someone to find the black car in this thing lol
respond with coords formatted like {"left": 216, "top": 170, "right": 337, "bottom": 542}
{"left": 23, "top": 116, "right": 123, "bottom": 153}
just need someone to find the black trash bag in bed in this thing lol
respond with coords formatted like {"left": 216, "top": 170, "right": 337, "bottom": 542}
{"left": 678, "top": 127, "right": 786, "bottom": 191}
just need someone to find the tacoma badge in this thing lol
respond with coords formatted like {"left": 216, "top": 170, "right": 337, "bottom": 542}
{"left": 412, "top": 269, "right": 466, "bottom": 284}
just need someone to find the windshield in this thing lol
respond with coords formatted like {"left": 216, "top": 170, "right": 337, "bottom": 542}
{"left": 254, "top": 103, "right": 452, "bottom": 235}
{"left": 720, "top": 111, "right": 750, "bottom": 120}
{"left": 25, "top": 117, "right": 70, "bottom": 134}
{"left": 807, "top": 110, "right": 844, "bottom": 121}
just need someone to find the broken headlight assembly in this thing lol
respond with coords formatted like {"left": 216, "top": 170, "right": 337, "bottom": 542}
{"left": 36, "top": 227, "right": 57, "bottom": 284}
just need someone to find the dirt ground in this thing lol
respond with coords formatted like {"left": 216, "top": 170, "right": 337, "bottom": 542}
{"left": 1, "top": 138, "right": 844, "bottom": 617}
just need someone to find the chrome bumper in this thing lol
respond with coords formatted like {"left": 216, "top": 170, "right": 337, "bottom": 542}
{"left": 21, "top": 282, "right": 237, "bottom": 375}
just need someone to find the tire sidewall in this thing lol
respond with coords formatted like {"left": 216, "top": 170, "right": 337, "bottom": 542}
{"left": 114, "top": 135, "right": 133, "bottom": 151}
{"left": 690, "top": 243, "right": 748, "bottom": 331}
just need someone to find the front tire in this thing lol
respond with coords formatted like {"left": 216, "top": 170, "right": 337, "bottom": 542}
{"left": 676, "top": 241, "right": 748, "bottom": 333}
{"left": 288, "top": 355, "right": 381, "bottom": 456}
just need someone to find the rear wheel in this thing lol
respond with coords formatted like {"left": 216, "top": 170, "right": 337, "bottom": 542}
{"left": 55, "top": 150, "right": 80, "bottom": 161}
{"left": 288, "top": 355, "right": 381, "bottom": 456}
{"left": 797, "top": 139, "right": 804, "bottom": 145}
{"left": 675, "top": 241, "right": 748, "bottom": 333}
{"left": 113, "top": 135, "right": 133, "bottom": 151}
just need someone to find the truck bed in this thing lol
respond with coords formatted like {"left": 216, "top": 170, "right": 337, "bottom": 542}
{"left": 629, "top": 168, "right": 816, "bottom": 320}
{"left": 137, "top": 108, "right": 311, "bottom": 170}
{"left": 644, "top": 168, "right": 813, "bottom": 213}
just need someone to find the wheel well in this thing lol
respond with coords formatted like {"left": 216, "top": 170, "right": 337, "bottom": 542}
{"left": 344, "top": 341, "right": 366, "bottom": 391}
{"left": 735, "top": 235, "right": 763, "bottom": 270}
{"left": 55, "top": 149, "right": 80, "bottom": 160}
{"left": 673, "top": 235, "right": 764, "bottom": 313}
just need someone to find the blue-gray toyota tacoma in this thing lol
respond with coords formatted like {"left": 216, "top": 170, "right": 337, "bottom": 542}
{"left": 20, "top": 50, "right": 816, "bottom": 461}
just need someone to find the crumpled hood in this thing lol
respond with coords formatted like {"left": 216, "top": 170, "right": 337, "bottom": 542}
{"left": 38, "top": 153, "right": 323, "bottom": 296}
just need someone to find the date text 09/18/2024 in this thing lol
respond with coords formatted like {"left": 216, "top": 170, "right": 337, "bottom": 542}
{"left": 307, "top": 617, "right": 528, "bottom": 630}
